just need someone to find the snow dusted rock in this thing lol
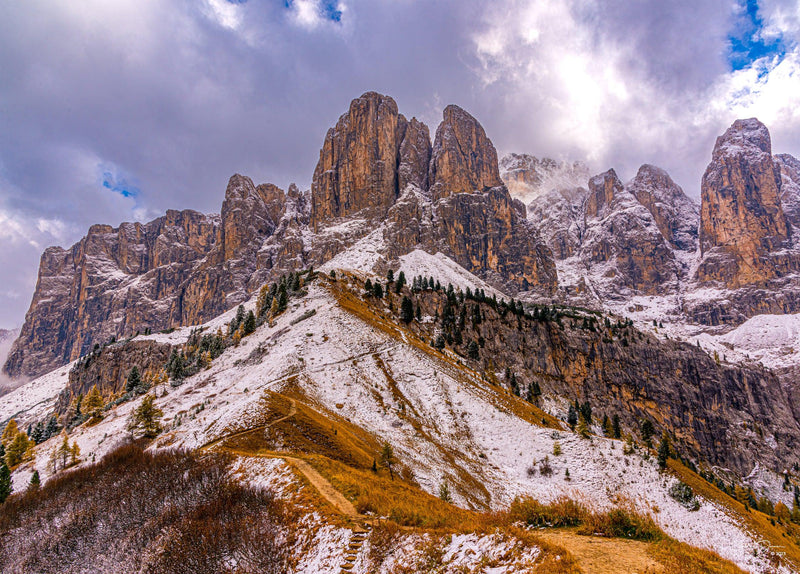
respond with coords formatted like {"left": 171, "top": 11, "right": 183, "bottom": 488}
{"left": 628, "top": 164, "right": 699, "bottom": 252}
{"left": 527, "top": 167, "right": 684, "bottom": 299}
{"left": 776, "top": 153, "right": 800, "bottom": 230}
{"left": 697, "top": 118, "right": 795, "bottom": 287}
{"left": 499, "top": 153, "right": 589, "bottom": 203}
{"left": 5, "top": 92, "right": 559, "bottom": 379}
{"left": 4, "top": 209, "right": 219, "bottom": 380}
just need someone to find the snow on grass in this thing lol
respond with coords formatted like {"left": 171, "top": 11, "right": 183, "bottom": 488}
{"left": 397, "top": 250, "right": 505, "bottom": 299}
{"left": 9, "top": 262, "right": 787, "bottom": 573}
{"left": 374, "top": 531, "right": 542, "bottom": 573}
{"left": 0, "top": 361, "right": 73, "bottom": 427}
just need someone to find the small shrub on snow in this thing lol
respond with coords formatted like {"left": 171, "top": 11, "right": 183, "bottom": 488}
{"left": 669, "top": 480, "right": 701, "bottom": 511}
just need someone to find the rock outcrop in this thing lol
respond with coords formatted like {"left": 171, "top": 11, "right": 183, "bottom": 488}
{"left": 57, "top": 339, "right": 173, "bottom": 412}
{"left": 428, "top": 105, "right": 502, "bottom": 200}
{"left": 776, "top": 153, "right": 800, "bottom": 229}
{"left": 525, "top": 166, "right": 693, "bottom": 300}
{"left": 310, "top": 92, "right": 408, "bottom": 230}
{"left": 697, "top": 118, "right": 793, "bottom": 287}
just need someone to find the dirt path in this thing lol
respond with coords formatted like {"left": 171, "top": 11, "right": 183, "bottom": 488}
{"left": 200, "top": 396, "right": 298, "bottom": 451}
{"left": 201, "top": 393, "right": 360, "bottom": 519}
{"left": 536, "top": 530, "right": 663, "bottom": 574}
{"left": 284, "top": 456, "right": 360, "bottom": 518}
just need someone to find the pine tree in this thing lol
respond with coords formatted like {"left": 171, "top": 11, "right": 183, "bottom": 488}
{"left": 127, "top": 394, "right": 164, "bottom": 439}
{"left": 44, "top": 417, "right": 59, "bottom": 441}
{"left": 70, "top": 442, "right": 80, "bottom": 466}
{"left": 29, "top": 469, "right": 40, "bottom": 490}
{"left": 380, "top": 443, "right": 396, "bottom": 480}
{"left": 439, "top": 482, "right": 452, "bottom": 502}
{"left": 269, "top": 297, "right": 279, "bottom": 325}
{"left": 0, "top": 457, "right": 11, "bottom": 503}
{"left": 657, "top": 432, "right": 670, "bottom": 470}
{"left": 373, "top": 282, "right": 383, "bottom": 298}
{"left": 243, "top": 310, "right": 256, "bottom": 335}
{"left": 365, "top": 278, "right": 373, "bottom": 294}
{"left": 126, "top": 366, "right": 142, "bottom": 393}
{"left": 395, "top": 271, "right": 406, "bottom": 293}
{"left": 567, "top": 404, "right": 578, "bottom": 430}
{"left": 278, "top": 283, "right": 289, "bottom": 311}
{"left": 415, "top": 304, "right": 421, "bottom": 321}
{"left": 640, "top": 419, "right": 655, "bottom": 446}
{"left": 602, "top": 415, "right": 613, "bottom": 437}
{"left": 291, "top": 273, "right": 301, "bottom": 292}
{"left": 526, "top": 381, "right": 541, "bottom": 402}
{"left": 612, "top": 414, "right": 621, "bottom": 439}
{"left": 400, "top": 296, "right": 414, "bottom": 324}
{"left": 386, "top": 269, "right": 394, "bottom": 283}
{"left": 256, "top": 284, "right": 271, "bottom": 317}
{"left": 53, "top": 431, "right": 72, "bottom": 472}
{"left": 467, "top": 340, "right": 480, "bottom": 360}
{"left": 579, "top": 401, "right": 592, "bottom": 425}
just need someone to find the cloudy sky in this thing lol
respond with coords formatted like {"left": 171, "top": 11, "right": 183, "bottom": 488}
{"left": 1, "top": 0, "right": 799, "bottom": 329}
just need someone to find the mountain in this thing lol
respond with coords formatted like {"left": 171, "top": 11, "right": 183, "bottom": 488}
{"left": 2, "top": 94, "right": 800, "bottom": 573}
{"left": 4, "top": 92, "right": 555, "bottom": 381}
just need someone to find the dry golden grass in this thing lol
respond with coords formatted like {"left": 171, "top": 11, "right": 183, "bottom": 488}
{"left": 668, "top": 459, "right": 800, "bottom": 571}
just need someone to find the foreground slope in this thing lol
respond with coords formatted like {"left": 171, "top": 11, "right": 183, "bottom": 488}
{"left": 3, "top": 253, "right": 798, "bottom": 573}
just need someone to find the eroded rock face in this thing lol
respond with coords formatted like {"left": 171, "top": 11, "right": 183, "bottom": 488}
{"left": 776, "top": 153, "right": 800, "bottom": 229}
{"left": 585, "top": 169, "right": 623, "bottom": 219}
{"left": 628, "top": 164, "right": 699, "bottom": 252}
{"left": 697, "top": 118, "right": 792, "bottom": 287}
{"left": 398, "top": 118, "right": 432, "bottom": 193}
{"left": 310, "top": 92, "right": 408, "bottom": 230}
{"left": 57, "top": 339, "right": 173, "bottom": 412}
{"left": 428, "top": 105, "right": 502, "bottom": 200}
{"left": 526, "top": 167, "right": 688, "bottom": 299}
{"left": 3, "top": 175, "right": 289, "bottom": 380}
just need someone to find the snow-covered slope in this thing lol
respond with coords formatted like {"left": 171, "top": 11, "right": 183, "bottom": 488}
{"left": 2, "top": 249, "right": 793, "bottom": 573}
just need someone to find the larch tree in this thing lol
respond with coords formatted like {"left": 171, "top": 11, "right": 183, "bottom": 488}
{"left": 128, "top": 394, "right": 164, "bottom": 439}
{"left": 380, "top": 443, "right": 396, "bottom": 480}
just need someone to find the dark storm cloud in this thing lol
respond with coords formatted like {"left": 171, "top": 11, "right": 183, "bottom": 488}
{"left": 1, "top": 0, "right": 799, "bottom": 329}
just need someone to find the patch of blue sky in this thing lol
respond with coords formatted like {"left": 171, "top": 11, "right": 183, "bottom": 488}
{"left": 283, "top": 0, "right": 342, "bottom": 23}
{"left": 728, "top": 0, "right": 785, "bottom": 72}
{"left": 101, "top": 170, "right": 139, "bottom": 198}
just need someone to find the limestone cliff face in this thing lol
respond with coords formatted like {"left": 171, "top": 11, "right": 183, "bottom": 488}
{"left": 585, "top": 169, "right": 622, "bottom": 219}
{"left": 405, "top": 289, "right": 800, "bottom": 478}
{"left": 3, "top": 174, "right": 288, "bottom": 380}
{"left": 697, "top": 118, "right": 793, "bottom": 287}
{"left": 310, "top": 92, "right": 408, "bottom": 230}
{"left": 428, "top": 105, "right": 503, "bottom": 200}
{"left": 776, "top": 153, "right": 800, "bottom": 229}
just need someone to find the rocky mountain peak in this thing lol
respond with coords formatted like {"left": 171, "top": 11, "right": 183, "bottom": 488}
{"left": 713, "top": 117, "right": 772, "bottom": 159}
{"left": 585, "top": 169, "right": 623, "bottom": 219}
{"left": 697, "top": 118, "right": 792, "bottom": 287}
{"left": 627, "top": 164, "right": 699, "bottom": 252}
{"left": 428, "top": 104, "right": 502, "bottom": 200}
{"left": 310, "top": 91, "right": 408, "bottom": 230}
